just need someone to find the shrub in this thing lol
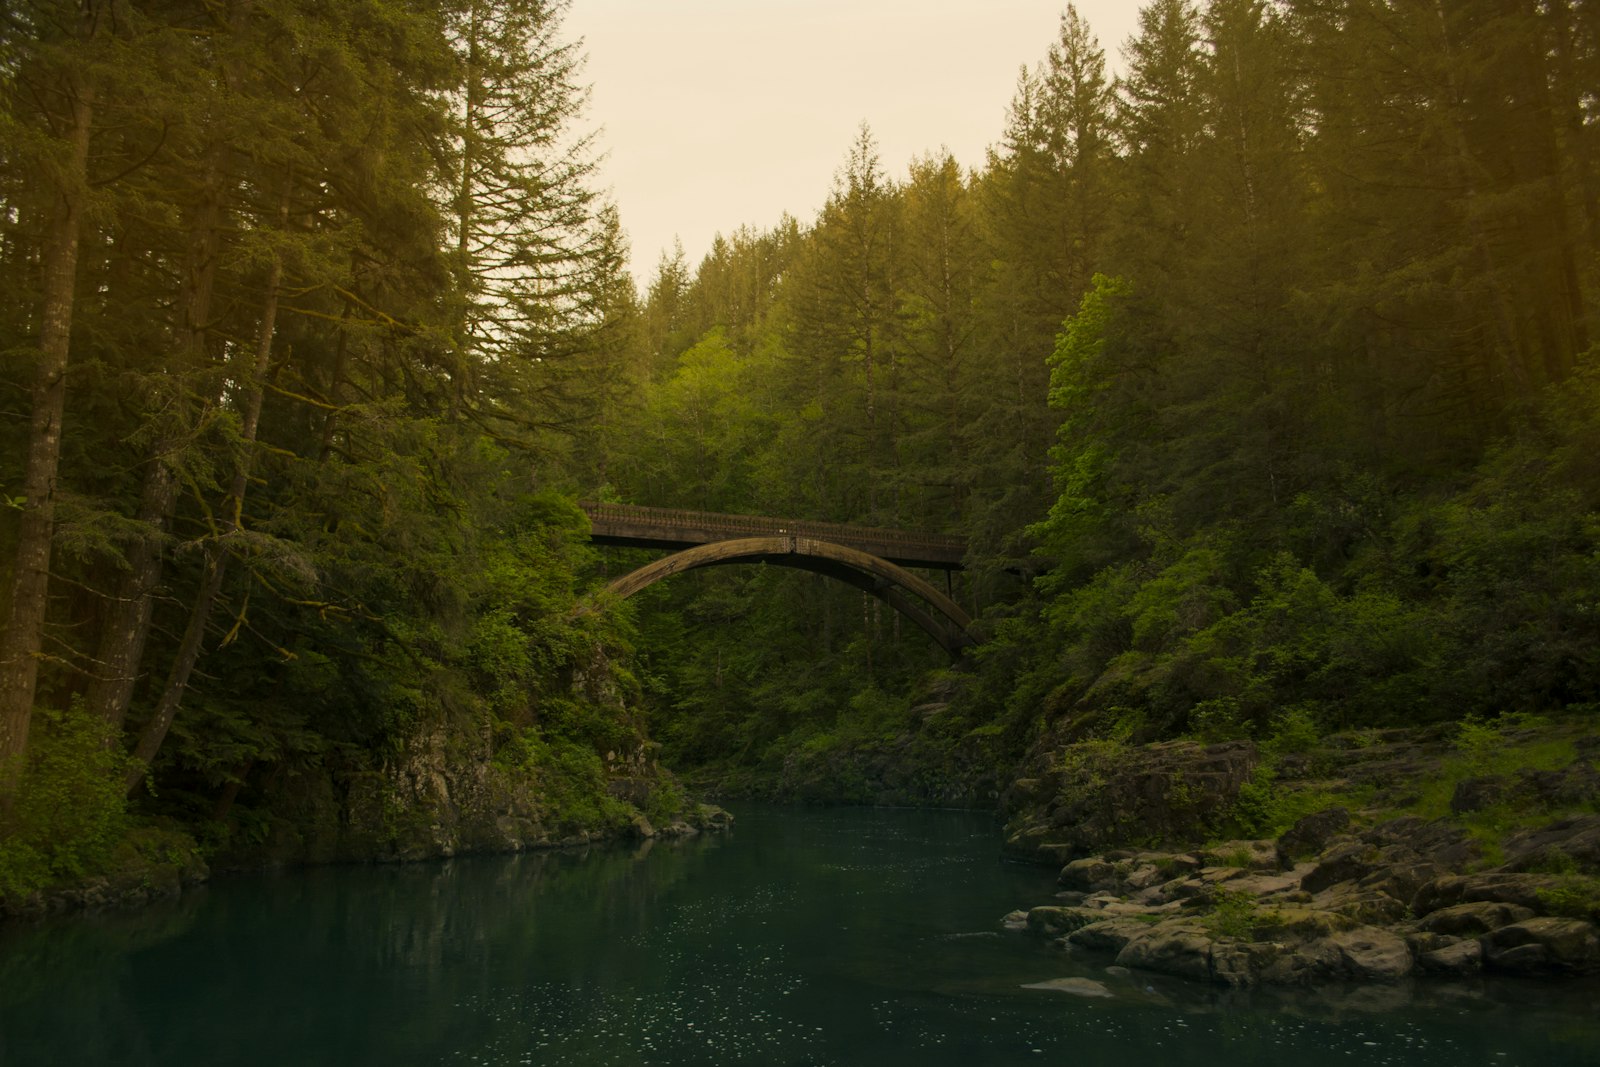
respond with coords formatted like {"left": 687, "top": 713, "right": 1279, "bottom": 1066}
{"left": 1205, "top": 886, "right": 1258, "bottom": 940}
{"left": 0, "top": 703, "right": 130, "bottom": 900}
{"left": 1537, "top": 876, "right": 1600, "bottom": 921}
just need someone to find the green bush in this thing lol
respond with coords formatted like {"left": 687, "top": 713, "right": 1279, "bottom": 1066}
{"left": 643, "top": 778, "right": 686, "bottom": 824}
{"left": 0, "top": 704, "right": 130, "bottom": 900}
{"left": 1205, "top": 886, "right": 1259, "bottom": 940}
{"left": 1537, "top": 876, "right": 1600, "bottom": 921}
{"left": 494, "top": 726, "right": 631, "bottom": 834}
{"left": 1219, "top": 765, "right": 1352, "bottom": 841}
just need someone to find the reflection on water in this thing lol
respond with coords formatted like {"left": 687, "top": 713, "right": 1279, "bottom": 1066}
{"left": 2, "top": 807, "right": 1598, "bottom": 1066}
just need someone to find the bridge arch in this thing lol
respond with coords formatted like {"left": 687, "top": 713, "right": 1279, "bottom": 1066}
{"left": 601, "top": 536, "right": 974, "bottom": 657}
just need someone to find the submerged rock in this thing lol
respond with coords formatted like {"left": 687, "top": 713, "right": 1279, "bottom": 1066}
{"left": 1021, "top": 976, "right": 1115, "bottom": 998}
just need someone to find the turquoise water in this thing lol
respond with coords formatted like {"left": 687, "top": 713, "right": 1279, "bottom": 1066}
{"left": 3, "top": 806, "right": 1598, "bottom": 1065}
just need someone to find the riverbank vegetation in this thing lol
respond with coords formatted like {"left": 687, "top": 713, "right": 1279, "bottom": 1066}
{"left": 0, "top": 0, "right": 658, "bottom": 903}
{"left": 613, "top": 0, "right": 1600, "bottom": 802}
{"left": 3, "top": 0, "right": 1598, "bottom": 909}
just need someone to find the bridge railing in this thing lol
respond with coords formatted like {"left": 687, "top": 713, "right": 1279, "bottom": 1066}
{"left": 578, "top": 502, "right": 967, "bottom": 566}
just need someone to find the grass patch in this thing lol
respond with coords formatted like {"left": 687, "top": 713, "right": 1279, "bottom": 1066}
{"left": 1537, "top": 875, "right": 1600, "bottom": 921}
{"left": 1215, "top": 765, "right": 1367, "bottom": 841}
{"left": 1400, "top": 714, "right": 1584, "bottom": 836}
{"left": 1204, "top": 886, "right": 1259, "bottom": 940}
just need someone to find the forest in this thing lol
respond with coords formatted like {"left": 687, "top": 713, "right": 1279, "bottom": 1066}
{"left": 2, "top": 0, "right": 1598, "bottom": 902}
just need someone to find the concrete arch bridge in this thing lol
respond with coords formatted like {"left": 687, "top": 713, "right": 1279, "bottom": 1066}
{"left": 579, "top": 503, "right": 974, "bottom": 656}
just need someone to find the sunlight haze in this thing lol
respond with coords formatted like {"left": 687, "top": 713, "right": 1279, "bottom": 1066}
{"left": 564, "top": 0, "right": 1143, "bottom": 286}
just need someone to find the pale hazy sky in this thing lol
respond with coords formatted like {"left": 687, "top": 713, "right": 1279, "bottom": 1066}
{"left": 562, "top": 0, "right": 1143, "bottom": 287}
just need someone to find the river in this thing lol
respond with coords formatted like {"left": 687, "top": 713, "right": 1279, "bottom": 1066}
{"left": 2, "top": 806, "right": 1598, "bottom": 1065}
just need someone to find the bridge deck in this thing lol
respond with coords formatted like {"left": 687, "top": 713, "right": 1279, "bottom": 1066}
{"left": 579, "top": 502, "right": 966, "bottom": 571}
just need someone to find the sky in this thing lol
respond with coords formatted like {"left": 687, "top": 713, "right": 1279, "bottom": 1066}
{"left": 562, "top": 0, "right": 1144, "bottom": 287}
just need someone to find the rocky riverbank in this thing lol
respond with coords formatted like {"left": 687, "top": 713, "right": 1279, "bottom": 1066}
{"left": 1000, "top": 718, "right": 1600, "bottom": 985}
{"left": 1, "top": 715, "right": 731, "bottom": 924}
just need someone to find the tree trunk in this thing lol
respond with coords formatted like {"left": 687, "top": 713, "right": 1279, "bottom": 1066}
{"left": 0, "top": 85, "right": 94, "bottom": 789}
{"left": 126, "top": 216, "right": 285, "bottom": 793}
{"left": 84, "top": 461, "right": 178, "bottom": 730}
{"left": 87, "top": 146, "right": 226, "bottom": 731}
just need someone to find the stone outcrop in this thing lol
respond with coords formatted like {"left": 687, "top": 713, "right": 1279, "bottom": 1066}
{"left": 211, "top": 720, "right": 729, "bottom": 870}
{"left": 1500, "top": 814, "right": 1600, "bottom": 875}
{"left": 1006, "top": 809, "right": 1600, "bottom": 985}
{"left": 1002, "top": 739, "right": 1259, "bottom": 863}
{"left": 1481, "top": 918, "right": 1600, "bottom": 975}
{"left": 1451, "top": 764, "right": 1600, "bottom": 815}
{"left": 1001, "top": 719, "right": 1600, "bottom": 986}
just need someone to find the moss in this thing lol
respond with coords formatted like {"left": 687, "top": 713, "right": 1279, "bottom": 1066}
{"left": 1395, "top": 715, "right": 1589, "bottom": 865}
{"left": 1537, "top": 876, "right": 1600, "bottom": 921}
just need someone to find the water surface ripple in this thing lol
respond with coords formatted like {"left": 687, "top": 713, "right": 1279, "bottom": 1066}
{"left": 3, "top": 806, "right": 1598, "bottom": 1065}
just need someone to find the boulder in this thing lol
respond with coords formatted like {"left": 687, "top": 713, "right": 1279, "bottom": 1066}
{"left": 1225, "top": 870, "right": 1306, "bottom": 898}
{"left": 1115, "top": 924, "right": 1216, "bottom": 982}
{"left": 1356, "top": 861, "right": 1444, "bottom": 906}
{"left": 1059, "top": 857, "right": 1124, "bottom": 893}
{"left": 1067, "top": 917, "right": 1151, "bottom": 955}
{"left": 1166, "top": 867, "right": 1248, "bottom": 902}
{"left": 1133, "top": 880, "right": 1187, "bottom": 907}
{"left": 1251, "top": 907, "right": 1357, "bottom": 941}
{"left": 1254, "top": 938, "right": 1346, "bottom": 985}
{"left": 1412, "top": 872, "right": 1563, "bottom": 916}
{"left": 1404, "top": 930, "right": 1455, "bottom": 955}
{"left": 1301, "top": 843, "right": 1380, "bottom": 893}
{"left": 1450, "top": 774, "right": 1512, "bottom": 814}
{"left": 1307, "top": 883, "right": 1409, "bottom": 925}
{"left": 1360, "top": 816, "right": 1481, "bottom": 871}
{"left": 1330, "top": 927, "right": 1414, "bottom": 980}
{"left": 1210, "top": 941, "right": 1280, "bottom": 986}
{"left": 1026, "top": 906, "right": 1103, "bottom": 937}
{"left": 1417, "top": 937, "right": 1483, "bottom": 976}
{"left": 1416, "top": 900, "right": 1536, "bottom": 937}
{"left": 1519, "top": 764, "right": 1600, "bottom": 808}
{"left": 1276, "top": 808, "right": 1352, "bottom": 864}
{"left": 1481, "top": 918, "right": 1600, "bottom": 975}
{"left": 1501, "top": 814, "right": 1600, "bottom": 876}
{"left": 1123, "top": 864, "right": 1167, "bottom": 891}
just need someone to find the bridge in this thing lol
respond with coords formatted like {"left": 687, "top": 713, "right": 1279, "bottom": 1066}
{"left": 579, "top": 503, "right": 974, "bottom": 655}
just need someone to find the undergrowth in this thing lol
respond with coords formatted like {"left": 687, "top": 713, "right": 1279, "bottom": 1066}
{"left": 0, "top": 704, "right": 129, "bottom": 902}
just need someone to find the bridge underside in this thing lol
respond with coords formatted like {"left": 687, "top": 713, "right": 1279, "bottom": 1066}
{"left": 601, "top": 536, "right": 975, "bottom": 657}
